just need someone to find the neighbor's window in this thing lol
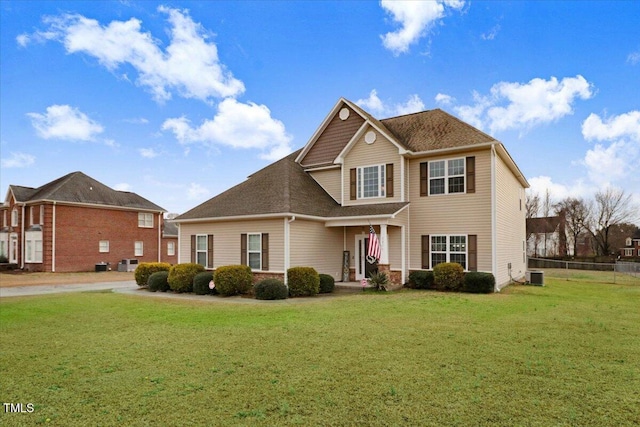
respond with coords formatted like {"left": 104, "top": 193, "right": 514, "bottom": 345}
{"left": 11, "top": 209, "right": 18, "bottom": 227}
{"left": 247, "top": 233, "right": 262, "bottom": 270}
{"left": 167, "top": 241, "right": 175, "bottom": 256}
{"left": 431, "top": 235, "right": 467, "bottom": 269}
{"left": 429, "top": 158, "right": 465, "bottom": 195}
{"left": 99, "top": 240, "right": 110, "bottom": 253}
{"left": 357, "top": 165, "right": 386, "bottom": 199}
{"left": 196, "top": 235, "right": 207, "bottom": 266}
{"left": 138, "top": 212, "right": 154, "bottom": 228}
{"left": 134, "top": 241, "right": 144, "bottom": 256}
{"left": 25, "top": 231, "right": 43, "bottom": 263}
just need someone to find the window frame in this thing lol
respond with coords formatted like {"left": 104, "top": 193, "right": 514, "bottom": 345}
{"left": 195, "top": 234, "right": 208, "bottom": 267}
{"left": 428, "top": 158, "right": 466, "bottom": 196}
{"left": 247, "top": 233, "right": 262, "bottom": 270}
{"left": 25, "top": 231, "right": 43, "bottom": 263}
{"left": 138, "top": 212, "right": 154, "bottom": 228}
{"left": 99, "top": 240, "right": 110, "bottom": 253}
{"left": 134, "top": 241, "right": 144, "bottom": 256}
{"left": 357, "top": 164, "right": 386, "bottom": 199}
{"left": 11, "top": 209, "right": 18, "bottom": 227}
{"left": 430, "top": 234, "right": 468, "bottom": 270}
{"left": 167, "top": 241, "right": 175, "bottom": 256}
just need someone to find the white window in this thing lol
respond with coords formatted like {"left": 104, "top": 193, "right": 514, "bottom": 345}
{"left": 40, "top": 205, "right": 44, "bottom": 225}
{"left": 429, "top": 158, "right": 465, "bottom": 195}
{"left": 431, "top": 235, "right": 467, "bottom": 269}
{"left": 357, "top": 165, "right": 386, "bottom": 199}
{"left": 196, "top": 235, "right": 207, "bottom": 266}
{"left": 134, "top": 241, "right": 144, "bottom": 256}
{"left": 624, "top": 248, "right": 634, "bottom": 257}
{"left": 167, "top": 241, "right": 175, "bottom": 256}
{"left": 29, "top": 206, "right": 34, "bottom": 225}
{"left": 99, "top": 240, "right": 110, "bottom": 253}
{"left": 25, "top": 231, "right": 43, "bottom": 263}
{"left": 11, "top": 209, "right": 18, "bottom": 227}
{"left": 138, "top": 213, "right": 154, "bottom": 228}
{"left": 248, "top": 233, "right": 262, "bottom": 270}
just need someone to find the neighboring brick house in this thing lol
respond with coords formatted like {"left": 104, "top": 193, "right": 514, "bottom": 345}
{"left": 161, "top": 220, "right": 178, "bottom": 264}
{"left": 174, "top": 98, "right": 529, "bottom": 291}
{"left": 0, "top": 171, "right": 167, "bottom": 272}
{"left": 620, "top": 229, "right": 640, "bottom": 259}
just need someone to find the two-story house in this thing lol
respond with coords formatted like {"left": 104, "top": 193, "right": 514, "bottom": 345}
{"left": 620, "top": 229, "right": 640, "bottom": 259}
{"left": 0, "top": 171, "right": 173, "bottom": 272}
{"left": 173, "top": 98, "right": 529, "bottom": 290}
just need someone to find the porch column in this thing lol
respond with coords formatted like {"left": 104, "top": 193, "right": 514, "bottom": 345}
{"left": 379, "top": 224, "right": 389, "bottom": 265}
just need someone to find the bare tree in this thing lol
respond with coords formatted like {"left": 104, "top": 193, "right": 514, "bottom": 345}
{"left": 555, "top": 197, "right": 590, "bottom": 256}
{"left": 526, "top": 191, "right": 541, "bottom": 220}
{"left": 587, "top": 188, "right": 637, "bottom": 256}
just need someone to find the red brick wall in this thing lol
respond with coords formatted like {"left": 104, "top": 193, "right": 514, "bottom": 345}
{"left": 161, "top": 237, "right": 178, "bottom": 265}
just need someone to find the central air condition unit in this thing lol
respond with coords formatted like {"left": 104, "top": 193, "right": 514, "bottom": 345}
{"left": 526, "top": 270, "right": 544, "bottom": 286}
{"left": 118, "top": 259, "right": 139, "bottom": 272}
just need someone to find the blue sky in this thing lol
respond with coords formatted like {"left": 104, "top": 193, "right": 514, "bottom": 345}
{"left": 1, "top": 1, "right": 639, "bottom": 216}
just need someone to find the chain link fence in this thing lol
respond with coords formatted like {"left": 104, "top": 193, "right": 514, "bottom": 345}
{"left": 528, "top": 258, "right": 640, "bottom": 285}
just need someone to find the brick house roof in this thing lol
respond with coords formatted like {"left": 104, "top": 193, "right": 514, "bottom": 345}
{"left": 7, "top": 171, "right": 164, "bottom": 212}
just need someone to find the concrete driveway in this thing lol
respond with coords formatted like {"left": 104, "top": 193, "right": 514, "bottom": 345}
{"left": 0, "top": 280, "right": 138, "bottom": 297}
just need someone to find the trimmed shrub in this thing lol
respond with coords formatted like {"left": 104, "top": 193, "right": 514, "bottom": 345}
{"left": 193, "top": 271, "right": 216, "bottom": 295}
{"left": 168, "top": 263, "right": 205, "bottom": 293}
{"left": 463, "top": 272, "right": 496, "bottom": 294}
{"left": 135, "top": 262, "right": 171, "bottom": 287}
{"left": 214, "top": 265, "right": 253, "bottom": 296}
{"left": 433, "top": 262, "right": 464, "bottom": 291}
{"left": 369, "top": 271, "right": 389, "bottom": 291}
{"left": 148, "top": 271, "right": 170, "bottom": 292}
{"left": 287, "top": 267, "right": 320, "bottom": 297}
{"left": 407, "top": 270, "right": 435, "bottom": 289}
{"left": 254, "top": 278, "right": 288, "bottom": 300}
{"left": 319, "top": 274, "right": 335, "bottom": 294}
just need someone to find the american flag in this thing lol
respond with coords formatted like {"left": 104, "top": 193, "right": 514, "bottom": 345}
{"left": 367, "top": 225, "right": 381, "bottom": 262}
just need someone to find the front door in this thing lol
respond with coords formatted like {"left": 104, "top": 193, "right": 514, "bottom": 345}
{"left": 355, "top": 235, "right": 378, "bottom": 280}
{"left": 9, "top": 234, "right": 18, "bottom": 264}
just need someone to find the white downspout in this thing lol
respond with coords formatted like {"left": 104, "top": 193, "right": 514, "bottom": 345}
{"left": 52, "top": 202, "right": 56, "bottom": 272}
{"left": 401, "top": 225, "right": 406, "bottom": 284}
{"left": 491, "top": 144, "right": 498, "bottom": 290}
{"left": 20, "top": 204, "right": 25, "bottom": 269}
{"left": 284, "top": 216, "right": 296, "bottom": 286}
{"left": 157, "top": 212, "right": 162, "bottom": 262}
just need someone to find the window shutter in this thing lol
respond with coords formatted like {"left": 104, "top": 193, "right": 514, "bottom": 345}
{"left": 466, "top": 157, "right": 475, "bottom": 194}
{"left": 421, "top": 235, "right": 430, "bottom": 269}
{"left": 350, "top": 168, "right": 357, "bottom": 200}
{"left": 207, "top": 234, "right": 214, "bottom": 268}
{"left": 240, "top": 234, "right": 247, "bottom": 265}
{"left": 190, "top": 235, "right": 196, "bottom": 263}
{"left": 420, "top": 162, "right": 428, "bottom": 197}
{"left": 386, "top": 163, "right": 394, "bottom": 198}
{"left": 262, "top": 233, "right": 269, "bottom": 271}
{"left": 468, "top": 234, "right": 477, "bottom": 271}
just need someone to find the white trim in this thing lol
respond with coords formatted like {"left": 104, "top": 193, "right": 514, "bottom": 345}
{"left": 401, "top": 225, "right": 406, "bottom": 284}
{"left": 302, "top": 164, "right": 342, "bottom": 172}
{"left": 52, "top": 202, "right": 56, "bottom": 272}
{"left": 491, "top": 144, "right": 498, "bottom": 284}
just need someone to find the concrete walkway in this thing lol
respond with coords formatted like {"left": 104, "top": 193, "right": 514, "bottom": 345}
{"left": 0, "top": 281, "right": 137, "bottom": 298}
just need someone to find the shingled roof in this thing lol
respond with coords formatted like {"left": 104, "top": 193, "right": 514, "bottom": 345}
{"left": 176, "top": 150, "right": 407, "bottom": 221}
{"left": 8, "top": 171, "right": 165, "bottom": 211}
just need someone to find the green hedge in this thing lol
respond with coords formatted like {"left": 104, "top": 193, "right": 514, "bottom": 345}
{"left": 287, "top": 267, "right": 320, "bottom": 297}
{"left": 193, "top": 271, "right": 216, "bottom": 295}
{"left": 407, "top": 270, "right": 435, "bottom": 289}
{"left": 319, "top": 274, "right": 335, "bottom": 294}
{"left": 214, "top": 265, "right": 253, "bottom": 296}
{"left": 148, "top": 271, "right": 170, "bottom": 292}
{"left": 254, "top": 278, "right": 288, "bottom": 300}
{"left": 463, "top": 272, "right": 495, "bottom": 293}
{"left": 433, "top": 262, "right": 464, "bottom": 291}
{"left": 135, "top": 262, "right": 171, "bottom": 287}
{"left": 168, "top": 263, "right": 205, "bottom": 293}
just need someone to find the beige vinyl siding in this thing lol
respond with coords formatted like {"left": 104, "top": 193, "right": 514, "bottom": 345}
{"left": 343, "top": 127, "right": 403, "bottom": 206}
{"left": 495, "top": 153, "right": 527, "bottom": 288}
{"left": 179, "top": 219, "right": 284, "bottom": 271}
{"left": 408, "top": 149, "right": 492, "bottom": 272}
{"left": 290, "top": 219, "right": 344, "bottom": 280}
{"left": 308, "top": 168, "right": 341, "bottom": 203}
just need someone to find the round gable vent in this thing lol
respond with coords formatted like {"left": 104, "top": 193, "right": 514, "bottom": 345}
{"left": 365, "top": 131, "right": 376, "bottom": 144}
{"left": 339, "top": 108, "right": 350, "bottom": 120}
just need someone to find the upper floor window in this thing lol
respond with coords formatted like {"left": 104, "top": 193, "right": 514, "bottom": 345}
{"left": 357, "top": 165, "right": 386, "bottom": 199}
{"left": 138, "top": 212, "right": 154, "bottom": 228}
{"left": 429, "top": 158, "right": 465, "bottom": 195}
{"left": 11, "top": 209, "right": 18, "bottom": 227}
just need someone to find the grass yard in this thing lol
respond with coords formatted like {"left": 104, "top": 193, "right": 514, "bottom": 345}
{"left": 1, "top": 280, "right": 639, "bottom": 426}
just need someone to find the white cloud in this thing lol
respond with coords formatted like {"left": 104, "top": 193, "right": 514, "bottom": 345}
{"left": 380, "top": 0, "right": 465, "bottom": 55}
{"left": 527, "top": 175, "right": 593, "bottom": 203}
{"left": 455, "top": 75, "right": 594, "bottom": 134}
{"left": 356, "top": 90, "right": 425, "bottom": 117}
{"left": 481, "top": 24, "right": 500, "bottom": 41}
{"left": 28, "top": 6, "right": 244, "bottom": 103}
{"left": 435, "top": 93, "right": 455, "bottom": 106}
{"left": 27, "top": 104, "right": 104, "bottom": 141}
{"left": 114, "top": 183, "right": 132, "bottom": 192}
{"left": 162, "top": 98, "right": 292, "bottom": 161}
{"left": 124, "top": 117, "right": 149, "bottom": 125}
{"left": 1, "top": 152, "right": 36, "bottom": 168}
{"left": 187, "top": 182, "right": 210, "bottom": 200}
{"left": 582, "top": 141, "right": 631, "bottom": 186}
{"left": 139, "top": 148, "right": 159, "bottom": 158}
{"left": 627, "top": 51, "right": 640, "bottom": 65}
{"left": 581, "top": 111, "right": 640, "bottom": 142}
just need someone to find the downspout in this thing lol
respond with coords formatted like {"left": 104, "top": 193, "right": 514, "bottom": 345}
{"left": 20, "top": 204, "right": 25, "bottom": 269}
{"left": 491, "top": 144, "right": 498, "bottom": 290}
{"left": 52, "top": 202, "right": 56, "bottom": 272}
{"left": 157, "top": 212, "right": 162, "bottom": 262}
{"left": 284, "top": 216, "right": 296, "bottom": 286}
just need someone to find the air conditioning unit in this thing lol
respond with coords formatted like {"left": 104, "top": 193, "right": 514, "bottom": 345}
{"left": 118, "top": 259, "right": 139, "bottom": 272}
{"left": 526, "top": 270, "right": 544, "bottom": 286}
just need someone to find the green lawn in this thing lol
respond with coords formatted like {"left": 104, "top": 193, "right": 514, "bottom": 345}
{"left": 1, "top": 281, "right": 639, "bottom": 426}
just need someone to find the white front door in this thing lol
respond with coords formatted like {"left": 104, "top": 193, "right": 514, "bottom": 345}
{"left": 9, "top": 233, "right": 18, "bottom": 264}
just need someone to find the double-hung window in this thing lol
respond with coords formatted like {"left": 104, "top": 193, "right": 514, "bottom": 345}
{"left": 25, "top": 231, "right": 43, "bottom": 263}
{"left": 138, "top": 213, "right": 153, "bottom": 228}
{"left": 429, "top": 158, "right": 465, "bottom": 195}
{"left": 196, "top": 235, "right": 208, "bottom": 266}
{"left": 357, "top": 165, "right": 386, "bottom": 199}
{"left": 99, "top": 240, "right": 110, "bottom": 253}
{"left": 247, "top": 233, "right": 262, "bottom": 270}
{"left": 134, "top": 241, "right": 144, "bottom": 256}
{"left": 431, "top": 235, "right": 467, "bottom": 269}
